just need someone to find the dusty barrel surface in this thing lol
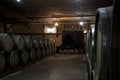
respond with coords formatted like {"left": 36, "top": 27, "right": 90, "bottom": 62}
{"left": 86, "top": 33, "right": 91, "bottom": 80}
{"left": 39, "top": 38, "right": 45, "bottom": 57}
{"left": 13, "top": 35, "right": 25, "bottom": 51}
{"left": 52, "top": 42, "right": 56, "bottom": 54}
{"left": 8, "top": 50, "right": 19, "bottom": 68}
{"left": 86, "top": 25, "right": 95, "bottom": 80}
{"left": 86, "top": 53, "right": 92, "bottom": 80}
{"left": 44, "top": 39, "right": 49, "bottom": 56}
{"left": 39, "top": 38, "right": 44, "bottom": 48}
{"left": 29, "top": 48, "right": 37, "bottom": 60}
{"left": 51, "top": 42, "right": 54, "bottom": 54}
{"left": 0, "top": 33, "right": 14, "bottom": 53}
{"left": 24, "top": 36, "right": 33, "bottom": 49}
{"left": 94, "top": 6, "right": 112, "bottom": 80}
{"left": 41, "top": 47, "right": 45, "bottom": 57}
{"left": 86, "top": 33, "right": 90, "bottom": 56}
{"left": 44, "top": 39, "right": 48, "bottom": 47}
{"left": 89, "top": 25, "right": 95, "bottom": 68}
{"left": 20, "top": 49, "right": 29, "bottom": 64}
{"left": 33, "top": 37, "right": 40, "bottom": 49}
{"left": 36, "top": 48, "right": 41, "bottom": 58}
{"left": 48, "top": 40, "right": 52, "bottom": 55}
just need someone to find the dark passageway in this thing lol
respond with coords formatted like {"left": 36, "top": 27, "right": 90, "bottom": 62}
{"left": 1, "top": 54, "right": 87, "bottom": 80}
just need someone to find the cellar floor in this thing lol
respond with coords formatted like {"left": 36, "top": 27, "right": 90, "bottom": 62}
{"left": 1, "top": 54, "right": 87, "bottom": 80}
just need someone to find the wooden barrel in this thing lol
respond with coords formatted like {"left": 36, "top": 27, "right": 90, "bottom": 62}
{"left": 49, "top": 41, "right": 53, "bottom": 55}
{"left": 86, "top": 53, "right": 92, "bottom": 80}
{"left": 20, "top": 49, "right": 29, "bottom": 64}
{"left": 13, "top": 35, "right": 25, "bottom": 51}
{"left": 51, "top": 43, "right": 55, "bottom": 54}
{"left": 49, "top": 47, "right": 52, "bottom": 55}
{"left": 89, "top": 25, "right": 95, "bottom": 68}
{"left": 33, "top": 37, "right": 40, "bottom": 48}
{"left": 53, "top": 43, "right": 56, "bottom": 54}
{"left": 86, "top": 31, "right": 93, "bottom": 56}
{"left": 8, "top": 50, "right": 19, "bottom": 68}
{"left": 47, "top": 40, "right": 50, "bottom": 48}
{"left": 24, "top": 36, "right": 33, "bottom": 49}
{"left": 47, "top": 47, "right": 50, "bottom": 56}
{"left": 0, "top": 52, "right": 6, "bottom": 72}
{"left": 36, "top": 48, "right": 41, "bottom": 58}
{"left": 110, "top": 0, "right": 120, "bottom": 80}
{"left": 39, "top": 38, "right": 44, "bottom": 47}
{"left": 50, "top": 41, "right": 52, "bottom": 48}
{"left": 50, "top": 43, "right": 53, "bottom": 54}
{"left": 48, "top": 41, "right": 51, "bottom": 55}
{"left": 86, "top": 27, "right": 95, "bottom": 80}
{"left": 29, "top": 48, "right": 37, "bottom": 60}
{"left": 44, "top": 47, "right": 47, "bottom": 56}
{"left": 94, "top": 6, "right": 112, "bottom": 80}
{"left": 86, "top": 27, "right": 93, "bottom": 80}
{"left": 86, "top": 33, "right": 90, "bottom": 56}
{"left": 0, "top": 33, "right": 14, "bottom": 53}
{"left": 41, "top": 47, "right": 45, "bottom": 57}
{"left": 44, "top": 39, "right": 49, "bottom": 47}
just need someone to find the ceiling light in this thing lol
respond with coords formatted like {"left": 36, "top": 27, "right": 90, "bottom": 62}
{"left": 55, "top": 22, "right": 58, "bottom": 26}
{"left": 16, "top": 0, "right": 21, "bottom": 2}
{"left": 79, "top": 21, "right": 84, "bottom": 26}
{"left": 84, "top": 30, "right": 87, "bottom": 34}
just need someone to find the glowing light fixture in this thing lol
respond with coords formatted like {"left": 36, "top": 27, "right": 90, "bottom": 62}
{"left": 54, "top": 17, "right": 59, "bottom": 26}
{"left": 55, "top": 22, "right": 58, "bottom": 26}
{"left": 84, "top": 30, "right": 87, "bottom": 33}
{"left": 79, "top": 21, "right": 84, "bottom": 26}
{"left": 44, "top": 27, "right": 57, "bottom": 33}
{"left": 16, "top": 0, "right": 21, "bottom": 2}
{"left": 79, "top": 16, "right": 84, "bottom": 26}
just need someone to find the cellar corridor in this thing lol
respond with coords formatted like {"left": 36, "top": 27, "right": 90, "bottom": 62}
{"left": 1, "top": 54, "right": 87, "bottom": 80}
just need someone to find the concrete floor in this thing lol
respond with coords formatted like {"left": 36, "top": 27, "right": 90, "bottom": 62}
{"left": 1, "top": 54, "right": 87, "bottom": 80}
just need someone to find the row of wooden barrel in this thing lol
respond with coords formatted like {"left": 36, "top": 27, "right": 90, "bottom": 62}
{"left": 86, "top": 0, "right": 119, "bottom": 79}
{"left": 86, "top": 6, "right": 113, "bottom": 80}
{"left": 0, "top": 33, "right": 56, "bottom": 73}
{"left": 0, "top": 33, "right": 55, "bottom": 53}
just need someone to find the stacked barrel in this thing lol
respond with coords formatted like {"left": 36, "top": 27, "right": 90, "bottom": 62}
{"left": 86, "top": 24, "right": 95, "bottom": 80}
{"left": 86, "top": 6, "right": 113, "bottom": 80}
{"left": 0, "top": 33, "right": 56, "bottom": 73}
{"left": 44, "top": 39, "right": 49, "bottom": 56}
